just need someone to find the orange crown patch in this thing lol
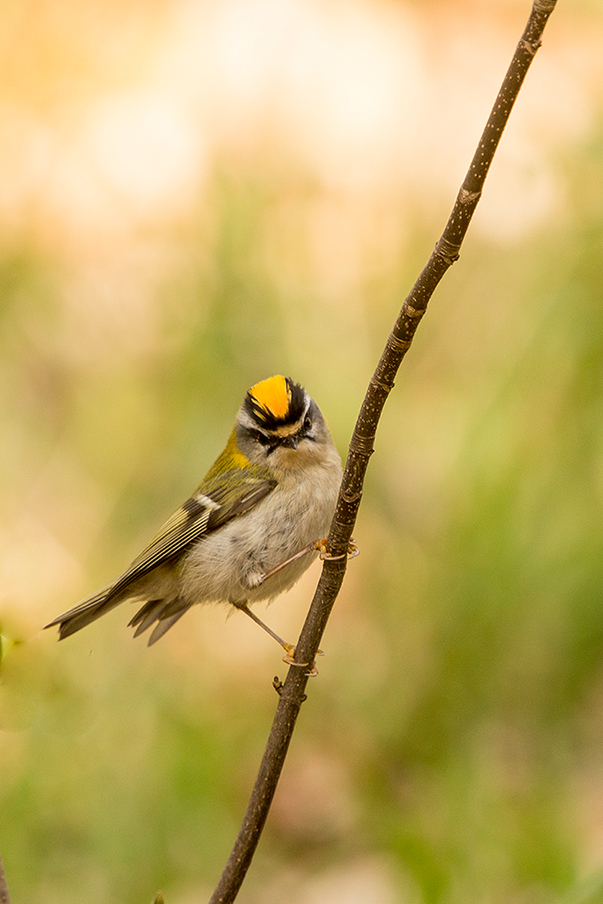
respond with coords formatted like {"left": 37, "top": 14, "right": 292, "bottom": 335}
{"left": 248, "top": 375, "right": 291, "bottom": 420}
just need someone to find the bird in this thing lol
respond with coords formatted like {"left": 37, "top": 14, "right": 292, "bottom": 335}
{"left": 45, "top": 375, "right": 343, "bottom": 660}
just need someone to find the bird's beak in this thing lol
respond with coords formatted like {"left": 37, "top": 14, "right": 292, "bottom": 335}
{"left": 280, "top": 435, "right": 298, "bottom": 450}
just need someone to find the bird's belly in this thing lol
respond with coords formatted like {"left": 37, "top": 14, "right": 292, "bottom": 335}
{"left": 179, "top": 477, "right": 337, "bottom": 606}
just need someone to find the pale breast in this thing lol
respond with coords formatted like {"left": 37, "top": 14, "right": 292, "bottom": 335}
{"left": 179, "top": 458, "right": 341, "bottom": 607}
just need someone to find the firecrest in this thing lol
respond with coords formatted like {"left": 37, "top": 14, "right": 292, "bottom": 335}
{"left": 46, "top": 375, "right": 343, "bottom": 658}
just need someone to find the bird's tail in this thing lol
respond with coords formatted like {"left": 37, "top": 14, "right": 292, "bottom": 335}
{"left": 44, "top": 585, "right": 123, "bottom": 640}
{"left": 45, "top": 586, "right": 188, "bottom": 645}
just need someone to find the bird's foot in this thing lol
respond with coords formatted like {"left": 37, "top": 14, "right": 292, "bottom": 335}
{"left": 282, "top": 643, "right": 324, "bottom": 677}
{"left": 315, "top": 538, "right": 359, "bottom": 561}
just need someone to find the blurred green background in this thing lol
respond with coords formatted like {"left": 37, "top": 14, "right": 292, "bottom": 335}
{"left": 1, "top": 1, "right": 603, "bottom": 902}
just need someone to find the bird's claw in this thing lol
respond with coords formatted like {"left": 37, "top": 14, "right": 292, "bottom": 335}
{"left": 315, "top": 538, "right": 359, "bottom": 561}
{"left": 282, "top": 644, "right": 322, "bottom": 677}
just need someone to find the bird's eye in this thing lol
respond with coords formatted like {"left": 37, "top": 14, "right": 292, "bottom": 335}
{"left": 303, "top": 416, "right": 312, "bottom": 432}
{"left": 255, "top": 431, "right": 271, "bottom": 446}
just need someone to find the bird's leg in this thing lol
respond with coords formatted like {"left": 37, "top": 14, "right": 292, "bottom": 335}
{"left": 232, "top": 601, "right": 321, "bottom": 676}
{"left": 235, "top": 539, "right": 359, "bottom": 676}
{"left": 244, "top": 538, "right": 359, "bottom": 591}
{"left": 233, "top": 601, "right": 291, "bottom": 651}
{"left": 244, "top": 539, "right": 320, "bottom": 589}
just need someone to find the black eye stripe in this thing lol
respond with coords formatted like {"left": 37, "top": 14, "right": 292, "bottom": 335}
{"left": 249, "top": 413, "right": 316, "bottom": 453}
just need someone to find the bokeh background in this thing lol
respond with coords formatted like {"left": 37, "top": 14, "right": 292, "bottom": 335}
{"left": 1, "top": 0, "right": 603, "bottom": 902}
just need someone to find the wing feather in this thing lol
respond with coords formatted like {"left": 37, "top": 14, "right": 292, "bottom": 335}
{"left": 45, "top": 469, "right": 277, "bottom": 636}
{"left": 92, "top": 470, "right": 276, "bottom": 598}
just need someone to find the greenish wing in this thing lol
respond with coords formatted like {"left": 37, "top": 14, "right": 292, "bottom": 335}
{"left": 106, "top": 470, "right": 277, "bottom": 599}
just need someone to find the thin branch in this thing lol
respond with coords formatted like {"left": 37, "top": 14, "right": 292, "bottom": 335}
{"left": 0, "top": 851, "right": 11, "bottom": 904}
{"left": 208, "top": 2, "right": 559, "bottom": 902}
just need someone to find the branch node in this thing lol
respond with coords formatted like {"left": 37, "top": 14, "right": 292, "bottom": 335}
{"left": 348, "top": 434, "right": 375, "bottom": 457}
{"left": 371, "top": 377, "right": 396, "bottom": 394}
{"left": 403, "top": 300, "right": 425, "bottom": 319}
{"left": 387, "top": 332, "right": 412, "bottom": 353}
{"left": 331, "top": 517, "right": 356, "bottom": 538}
{"left": 458, "top": 187, "right": 482, "bottom": 205}
{"left": 519, "top": 37, "right": 542, "bottom": 56}
{"left": 534, "top": 0, "right": 556, "bottom": 12}
{"left": 341, "top": 487, "right": 363, "bottom": 505}
{"left": 435, "top": 237, "right": 461, "bottom": 265}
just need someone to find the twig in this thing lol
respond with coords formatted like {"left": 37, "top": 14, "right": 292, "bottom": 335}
{"left": 0, "top": 851, "right": 11, "bottom": 904}
{"left": 208, "top": 2, "right": 559, "bottom": 902}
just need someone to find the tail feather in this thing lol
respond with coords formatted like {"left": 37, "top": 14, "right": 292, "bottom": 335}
{"left": 44, "top": 587, "right": 126, "bottom": 640}
{"left": 129, "top": 599, "right": 166, "bottom": 636}
{"left": 129, "top": 597, "right": 189, "bottom": 644}
{"left": 148, "top": 609, "right": 188, "bottom": 645}
{"left": 46, "top": 589, "right": 190, "bottom": 644}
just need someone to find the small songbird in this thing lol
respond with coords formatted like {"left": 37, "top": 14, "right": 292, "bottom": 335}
{"left": 46, "top": 375, "right": 343, "bottom": 658}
